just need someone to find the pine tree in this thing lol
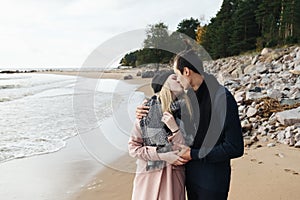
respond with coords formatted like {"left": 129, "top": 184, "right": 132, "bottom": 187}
{"left": 176, "top": 17, "right": 200, "bottom": 40}
{"left": 255, "top": 0, "right": 281, "bottom": 47}
{"left": 229, "top": 0, "right": 261, "bottom": 55}
{"left": 279, "top": 0, "right": 300, "bottom": 44}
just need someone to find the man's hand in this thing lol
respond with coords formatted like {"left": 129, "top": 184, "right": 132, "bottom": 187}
{"left": 135, "top": 99, "right": 149, "bottom": 119}
{"left": 158, "top": 151, "right": 188, "bottom": 165}
{"left": 175, "top": 143, "right": 192, "bottom": 161}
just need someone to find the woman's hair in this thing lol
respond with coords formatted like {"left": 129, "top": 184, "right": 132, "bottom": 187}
{"left": 158, "top": 82, "right": 192, "bottom": 118}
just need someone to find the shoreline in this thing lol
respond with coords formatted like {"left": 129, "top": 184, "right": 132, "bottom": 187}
{"left": 37, "top": 70, "right": 154, "bottom": 97}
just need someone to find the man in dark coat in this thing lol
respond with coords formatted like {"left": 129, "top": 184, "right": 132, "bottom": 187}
{"left": 172, "top": 49, "right": 244, "bottom": 200}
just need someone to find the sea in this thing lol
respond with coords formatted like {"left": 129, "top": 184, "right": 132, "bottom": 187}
{"left": 0, "top": 72, "right": 145, "bottom": 164}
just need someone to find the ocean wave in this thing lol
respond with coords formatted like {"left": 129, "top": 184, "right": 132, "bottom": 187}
{"left": 0, "top": 138, "right": 67, "bottom": 163}
{"left": 0, "top": 84, "right": 21, "bottom": 90}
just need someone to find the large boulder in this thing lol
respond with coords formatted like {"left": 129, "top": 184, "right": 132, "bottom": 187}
{"left": 276, "top": 107, "right": 300, "bottom": 126}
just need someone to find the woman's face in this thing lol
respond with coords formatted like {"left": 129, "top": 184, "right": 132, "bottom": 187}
{"left": 165, "top": 74, "right": 184, "bottom": 96}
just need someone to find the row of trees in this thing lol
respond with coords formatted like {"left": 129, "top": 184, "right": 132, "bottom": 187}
{"left": 120, "top": 0, "right": 300, "bottom": 66}
{"left": 120, "top": 20, "right": 200, "bottom": 67}
{"left": 201, "top": 0, "right": 300, "bottom": 58}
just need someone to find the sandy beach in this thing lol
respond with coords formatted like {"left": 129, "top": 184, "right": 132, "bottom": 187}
{"left": 73, "top": 140, "right": 300, "bottom": 200}
{"left": 4, "top": 69, "right": 298, "bottom": 200}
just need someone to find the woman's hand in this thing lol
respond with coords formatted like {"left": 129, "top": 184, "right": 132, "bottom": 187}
{"left": 161, "top": 112, "right": 179, "bottom": 132}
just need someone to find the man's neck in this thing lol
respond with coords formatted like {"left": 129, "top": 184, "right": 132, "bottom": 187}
{"left": 191, "top": 73, "right": 204, "bottom": 91}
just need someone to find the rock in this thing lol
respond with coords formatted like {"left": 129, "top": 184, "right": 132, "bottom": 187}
{"left": 141, "top": 71, "right": 154, "bottom": 78}
{"left": 249, "top": 87, "right": 262, "bottom": 93}
{"left": 136, "top": 71, "right": 141, "bottom": 76}
{"left": 244, "top": 139, "right": 255, "bottom": 147}
{"left": 258, "top": 65, "right": 268, "bottom": 74}
{"left": 247, "top": 107, "right": 257, "bottom": 117}
{"left": 261, "top": 137, "right": 269, "bottom": 142}
{"left": 273, "top": 65, "right": 283, "bottom": 73}
{"left": 245, "top": 92, "right": 267, "bottom": 100}
{"left": 267, "top": 89, "right": 282, "bottom": 99}
{"left": 123, "top": 74, "right": 133, "bottom": 80}
{"left": 251, "top": 55, "right": 259, "bottom": 65}
{"left": 290, "top": 65, "right": 300, "bottom": 75}
{"left": 242, "top": 121, "right": 252, "bottom": 131}
{"left": 295, "top": 141, "right": 300, "bottom": 148}
{"left": 244, "top": 64, "right": 257, "bottom": 74}
{"left": 276, "top": 153, "right": 285, "bottom": 158}
{"left": 249, "top": 117, "right": 257, "bottom": 123}
{"left": 296, "top": 50, "right": 300, "bottom": 60}
{"left": 289, "top": 137, "right": 295, "bottom": 146}
{"left": 277, "top": 131, "right": 285, "bottom": 141}
{"left": 258, "top": 126, "right": 267, "bottom": 136}
{"left": 250, "top": 135, "right": 259, "bottom": 142}
{"left": 270, "top": 133, "right": 277, "bottom": 139}
{"left": 261, "top": 48, "right": 272, "bottom": 55}
{"left": 234, "top": 91, "right": 245, "bottom": 103}
{"left": 276, "top": 107, "right": 300, "bottom": 126}
{"left": 267, "top": 143, "right": 276, "bottom": 147}
{"left": 284, "top": 128, "right": 292, "bottom": 139}
{"left": 295, "top": 132, "right": 300, "bottom": 141}
{"left": 238, "top": 105, "right": 246, "bottom": 112}
{"left": 283, "top": 54, "right": 293, "bottom": 62}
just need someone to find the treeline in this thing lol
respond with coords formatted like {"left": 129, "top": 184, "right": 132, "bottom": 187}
{"left": 120, "top": 21, "right": 199, "bottom": 67}
{"left": 120, "top": 0, "right": 300, "bottom": 66}
{"left": 201, "top": 0, "right": 300, "bottom": 59}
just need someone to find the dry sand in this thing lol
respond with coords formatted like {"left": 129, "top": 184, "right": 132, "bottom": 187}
{"left": 72, "top": 139, "right": 300, "bottom": 200}
{"left": 42, "top": 70, "right": 300, "bottom": 200}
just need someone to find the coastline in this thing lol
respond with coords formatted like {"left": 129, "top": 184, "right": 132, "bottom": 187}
{"left": 16, "top": 69, "right": 300, "bottom": 200}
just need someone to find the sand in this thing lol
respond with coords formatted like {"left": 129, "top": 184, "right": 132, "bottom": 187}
{"left": 41, "top": 70, "right": 300, "bottom": 200}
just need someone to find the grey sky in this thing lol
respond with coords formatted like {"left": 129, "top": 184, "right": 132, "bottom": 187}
{"left": 0, "top": 0, "right": 222, "bottom": 68}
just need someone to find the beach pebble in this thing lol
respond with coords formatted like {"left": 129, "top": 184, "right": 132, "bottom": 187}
{"left": 276, "top": 153, "right": 285, "bottom": 158}
{"left": 267, "top": 143, "right": 276, "bottom": 147}
{"left": 289, "top": 137, "right": 295, "bottom": 146}
{"left": 246, "top": 107, "right": 256, "bottom": 118}
{"left": 261, "top": 137, "right": 269, "bottom": 143}
{"left": 294, "top": 141, "right": 300, "bottom": 148}
{"left": 295, "top": 133, "right": 300, "bottom": 142}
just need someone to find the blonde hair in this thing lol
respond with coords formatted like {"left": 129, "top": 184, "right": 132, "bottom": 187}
{"left": 158, "top": 85, "right": 192, "bottom": 118}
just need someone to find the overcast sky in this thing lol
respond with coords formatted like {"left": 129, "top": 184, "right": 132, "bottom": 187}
{"left": 0, "top": 0, "right": 223, "bottom": 68}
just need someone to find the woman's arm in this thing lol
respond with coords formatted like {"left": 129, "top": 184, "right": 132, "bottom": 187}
{"left": 128, "top": 119, "right": 160, "bottom": 161}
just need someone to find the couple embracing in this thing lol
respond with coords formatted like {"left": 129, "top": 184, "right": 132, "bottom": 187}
{"left": 128, "top": 48, "right": 244, "bottom": 200}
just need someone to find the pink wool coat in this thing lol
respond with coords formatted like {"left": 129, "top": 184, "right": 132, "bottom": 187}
{"left": 128, "top": 119, "right": 186, "bottom": 200}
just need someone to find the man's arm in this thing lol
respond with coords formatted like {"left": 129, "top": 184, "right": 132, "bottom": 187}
{"left": 181, "top": 91, "right": 244, "bottom": 163}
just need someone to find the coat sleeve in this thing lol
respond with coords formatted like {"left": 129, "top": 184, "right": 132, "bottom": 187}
{"left": 128, "top": 119, "right": 161, "bottom": 161}
{"left": 191, "top": 89, "right": 244, "bottom": 163}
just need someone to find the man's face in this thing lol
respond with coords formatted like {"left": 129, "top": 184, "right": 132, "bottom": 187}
{"left": 173, "top": 61, "right": 190, "bottom": 90}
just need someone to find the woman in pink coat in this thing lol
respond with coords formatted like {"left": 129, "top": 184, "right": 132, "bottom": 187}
{"left": 128, "top": 71, "right": 193, "bottom": 200}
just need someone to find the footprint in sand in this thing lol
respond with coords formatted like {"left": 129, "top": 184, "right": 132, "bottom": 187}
{"left": 250, "top": 158, "right": 263, "bottom": 164}
{"left": 284, "top": 168, "right": 299, "bottom": 175}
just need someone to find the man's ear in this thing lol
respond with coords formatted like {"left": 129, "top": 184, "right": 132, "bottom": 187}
{"left": 183, "top": 67, "right": 190, "bottom": 76}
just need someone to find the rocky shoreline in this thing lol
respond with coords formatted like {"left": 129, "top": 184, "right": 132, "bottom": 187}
{"left": 204, "top": 45, "right": 300, "bottom": 149}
